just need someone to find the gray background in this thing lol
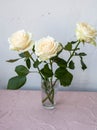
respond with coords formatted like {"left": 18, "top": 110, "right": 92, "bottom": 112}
{"left": 0, "top": 0, "right": 97, "bottom": 90}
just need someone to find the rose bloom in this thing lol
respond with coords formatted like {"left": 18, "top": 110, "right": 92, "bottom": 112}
{"left": 76, "top": 22, "right": 97, "bottom": 45}
{"left": 8, "top": 30, "right": 34, "bottom": 52}
{"left": 35, "top": 36, "right": 62, "bottom": 61}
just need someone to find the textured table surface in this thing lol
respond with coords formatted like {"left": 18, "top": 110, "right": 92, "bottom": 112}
{"left": 0, "top": 90, "right": 97, "bottom": 130}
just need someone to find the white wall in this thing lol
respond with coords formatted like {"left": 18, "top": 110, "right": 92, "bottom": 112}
{"left": 0, "top": 0, "right": 97, "bottom": 91}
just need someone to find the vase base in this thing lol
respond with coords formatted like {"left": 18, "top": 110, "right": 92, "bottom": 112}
{"left": 42, "top": 104, "right": 55, "bottom": 110}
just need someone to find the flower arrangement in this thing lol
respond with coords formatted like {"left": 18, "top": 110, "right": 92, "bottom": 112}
{"left": 7, "top": 22, "right": 97, "bottom": 108}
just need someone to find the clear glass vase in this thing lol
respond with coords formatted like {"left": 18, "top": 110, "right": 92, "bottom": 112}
{"left": 41, "top": 78, "right": 59, "bottom": 109}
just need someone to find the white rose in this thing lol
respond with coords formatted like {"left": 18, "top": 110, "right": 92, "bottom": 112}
{"left": 8, "top": 30, "right": 34, "bottom": 52}
{"left": 35, "top": 36, "right": 62, "bottom": 61}
{"left": 76, "top": 22, "right": 97, "bottom": 45}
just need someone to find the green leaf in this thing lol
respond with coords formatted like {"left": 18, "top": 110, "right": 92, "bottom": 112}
{"left": 33, "top": 59, "right": 41, "bottom": 68}
{"left": 64, "top": 42, "right": 72, "bottom": 51}
{"left": 53, "top": 57, "right": 67, "bottom": 68}
{"left": 75, "top": 52, "right": 87, "bottom": 56}
{"left": 40, "top": 64, "right": 53, "bottom": 78}
{"left": 7, "top": 76, "right": 26, "bottom": 89}
{"left": 69, "top": 60, "right": 75, "bottom": 69}
{"left": 32, "top": 45, "right": 35, "bottom": 52}
{"left": 6, "top": 58, "right": 20, "bottom": 63}
{"left": 19, "top": 51, "right": 31, "bottom": 58}
{"left": 70, "top": 41, "right": 78, "bottom": 44}
{"left": 26, "top": 58, "right": 31, "bottom": 69}
{"left": 80, "top": 57, "right": 87, "bottom": 70}
{"left": 15, "top": 65, "right": 29, "bottom": 76}
{"left": 79, "top": 53, "right": 87, "bottom": 56}
{"left": 55, "top": 67, "right": 73, "bottom": 86}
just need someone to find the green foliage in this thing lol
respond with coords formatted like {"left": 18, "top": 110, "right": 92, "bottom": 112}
{"left": 75, "top": 52, "right": 87, "bottom": 70}
{"left": 70, "top": 41, "right": 78, "bottom": 44}
{"left": 55, "top": 67, "right": 73, "bottom": 86}
{"left": 7, "top": 40, "right": 89, "bottom": 90}
{"left": 15, "top": 65, "right": 29, "bottom": 76}
{"left": 53, "top": 57, "right": 67, "bottom": 68}
{"left": 19, "top": 51, "right": 31, "bottom": 58}
{"left": 69, "top": 60, "right": 75, "bottom": 69}
{"left": 6, "top": 58, "right": 20, "bottom": 63}
{"left": 40, "top": 64, "right": 53, "bottom": 78}
{"left": 75, "top": 52, "right": 87, "bottom": 56}
{"left": 7, "top": 76, "right": 26, "bottom": 89}
{"left": 26, "top": 58, "right": 31, "bottom": 69}
{"left": 79, "top": 52, "right": 87, "bottom": 56}
{"left": 33, "top": 59, "right": 41, "bottom": 68}
{"left": 80, "top": 57, "right": 87, "bottom": 70}
{"left": 64, "top": 42, "right": 72, "bottom": 51}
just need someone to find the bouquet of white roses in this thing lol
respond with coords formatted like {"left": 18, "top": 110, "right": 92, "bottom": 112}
{"left": 7, "top": 22, "right": 97, "bottom": 108}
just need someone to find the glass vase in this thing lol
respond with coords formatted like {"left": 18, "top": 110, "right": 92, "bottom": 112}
{"left": 41, "top": 78, "right": 59, "bottom": 109}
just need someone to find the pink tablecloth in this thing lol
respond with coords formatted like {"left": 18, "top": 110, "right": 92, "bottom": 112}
{"left": 0, "top": 90, "right": 97, "bottom": 130}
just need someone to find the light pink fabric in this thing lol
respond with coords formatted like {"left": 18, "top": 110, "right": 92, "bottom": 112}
{"left": 0, "top": 90, "right": 97, "bottom": 130}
